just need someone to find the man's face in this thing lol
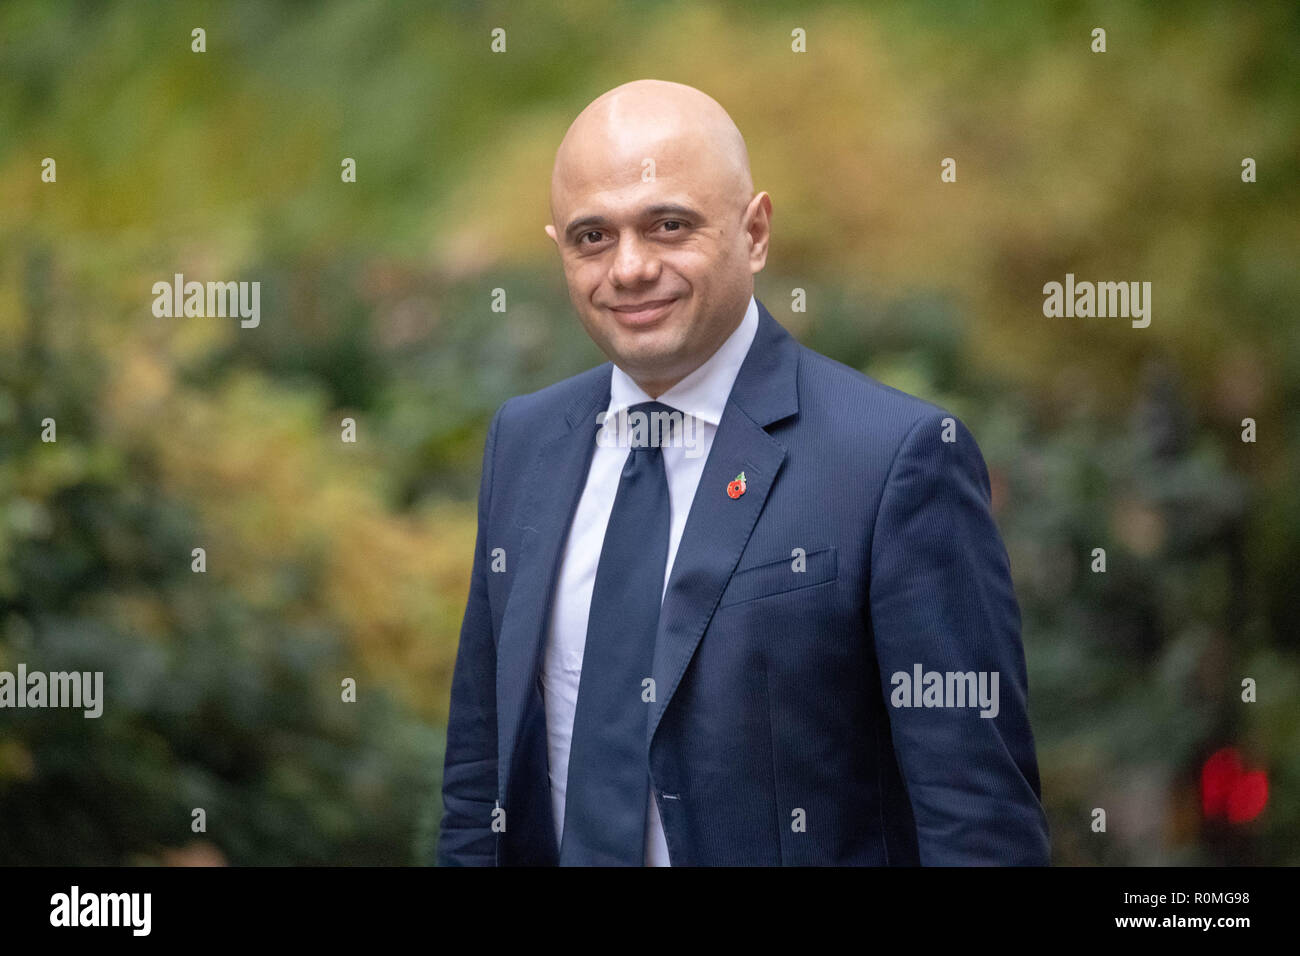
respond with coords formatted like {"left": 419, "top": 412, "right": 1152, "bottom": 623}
{"left": 546, "top": 116, "right": 770, "bottom": 397}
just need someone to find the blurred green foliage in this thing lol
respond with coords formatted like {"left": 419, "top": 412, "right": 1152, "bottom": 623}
{"left": 1, "top": 0, "right": 1297, "bottom": 864}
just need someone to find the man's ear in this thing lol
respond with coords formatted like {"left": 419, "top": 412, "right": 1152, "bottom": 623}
{"left": 544, "top": 224, "right": 558, "bottom": 245}
{"left": 744, "top": 191, "right": 772, "bottom": 273}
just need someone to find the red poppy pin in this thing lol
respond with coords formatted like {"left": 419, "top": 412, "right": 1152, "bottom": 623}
{"left": 726, "top": 471, "right": 747, "bottom": 499}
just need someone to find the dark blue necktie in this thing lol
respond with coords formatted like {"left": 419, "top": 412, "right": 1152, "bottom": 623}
{"left": 560, "top": 400, "right": 675, "bottom": 865}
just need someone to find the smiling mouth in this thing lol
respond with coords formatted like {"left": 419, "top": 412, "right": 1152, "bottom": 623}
{"left": 607, "top": 298, "right": 677, "bottom": 325}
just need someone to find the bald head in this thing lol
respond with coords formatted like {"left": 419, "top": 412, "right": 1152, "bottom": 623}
{"left": 545, "top": 79, "right": 771, "bottom": 398}
{"left": 551, "top": 79, "right": 753, "bottom": 222}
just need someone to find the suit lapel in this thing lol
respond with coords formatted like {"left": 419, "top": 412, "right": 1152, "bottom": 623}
{"left": 646, "top": 407, "right": 786, "bottom": 749}
{"left": 497, "top": 373, "right": 610, "bottom": 812}
{"left": 647, "top": 300, "right": 801, "bottom": 749}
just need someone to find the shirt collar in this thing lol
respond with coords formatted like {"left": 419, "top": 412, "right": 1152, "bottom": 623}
{"left": 606, "top": 295, "right": 759, "bottom": 427}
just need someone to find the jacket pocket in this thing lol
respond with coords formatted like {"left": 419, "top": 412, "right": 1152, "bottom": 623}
{"left": 717, "top": 546, "right": 837, "bottom": 609}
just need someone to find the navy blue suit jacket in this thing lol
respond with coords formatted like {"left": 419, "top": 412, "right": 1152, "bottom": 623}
{"left": 438, "top": 300, "right": 1050, "bottom": 865}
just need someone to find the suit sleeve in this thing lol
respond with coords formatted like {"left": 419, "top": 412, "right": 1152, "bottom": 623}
{"left": 869, "top": 410, "right": 1050, "bottom": 865}
{"left": 437, "top": 405, "right": 505, "bottom": 866}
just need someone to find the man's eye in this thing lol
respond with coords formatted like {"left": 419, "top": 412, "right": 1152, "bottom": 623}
{"left": 580, "top": 230, "right": 605, "bottom": 245}
{"left": 661, "top": 220, "right": 684, "bottom": 232}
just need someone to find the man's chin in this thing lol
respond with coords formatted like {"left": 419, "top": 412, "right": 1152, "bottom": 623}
{"left": 602, "top": 329, "right": 689, "bottom": 379}
{"left": 596, "top": 312, "right": 673, "bottom": 346}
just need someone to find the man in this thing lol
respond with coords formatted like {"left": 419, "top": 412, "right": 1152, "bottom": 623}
{"left": 438, "top": 79, "right": 1050, "bottom": 866}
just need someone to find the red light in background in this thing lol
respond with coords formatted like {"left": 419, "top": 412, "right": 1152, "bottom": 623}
{"left": 1200, "top": 746, "right": 1268, "bottom": 824}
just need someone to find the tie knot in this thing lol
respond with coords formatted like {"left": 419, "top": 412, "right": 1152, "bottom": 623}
{"left": 628, "top": 400, "right": 679, "bottom": 418}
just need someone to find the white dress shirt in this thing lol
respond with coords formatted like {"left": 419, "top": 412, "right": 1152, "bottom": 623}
{"left": 541, "top": 295, "right": 760, "bottom": 866}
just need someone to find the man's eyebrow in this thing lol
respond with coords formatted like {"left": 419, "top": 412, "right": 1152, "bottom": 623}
{"left": 642, "top": 203, "right": 700, "bottom": 221}
{"left": 563, "top": 214, "right": 609, "bottom": 241}
{"left": 562, "top": 204, "right": 703, "bottom": 241}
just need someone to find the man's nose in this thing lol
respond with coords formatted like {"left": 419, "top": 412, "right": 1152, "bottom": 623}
{"left": 609, "top": 234, "right": 661, "bottom": 287}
